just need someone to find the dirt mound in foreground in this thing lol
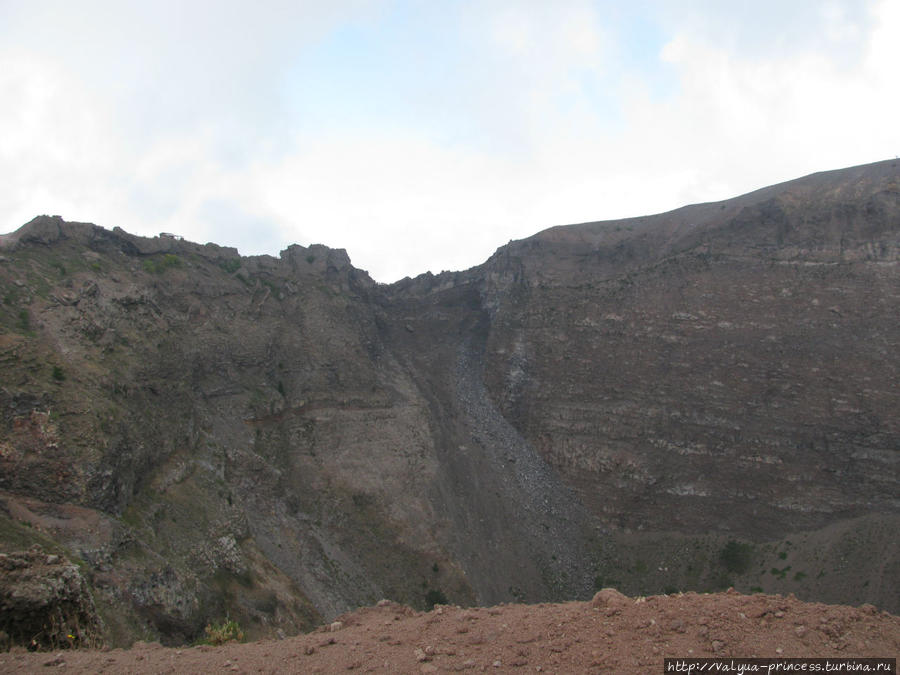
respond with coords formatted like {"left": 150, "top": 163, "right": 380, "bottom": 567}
{"left": 1, "top": 590, "right": 897, "bottom": 674}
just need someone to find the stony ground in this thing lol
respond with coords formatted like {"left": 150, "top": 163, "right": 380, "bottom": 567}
{"left": 2, "top": 590, "right": 897, "bottom": 674}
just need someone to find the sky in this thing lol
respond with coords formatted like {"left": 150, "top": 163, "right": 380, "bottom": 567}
{"left": 1, "top": 0, "right": 898, "bottom": 282}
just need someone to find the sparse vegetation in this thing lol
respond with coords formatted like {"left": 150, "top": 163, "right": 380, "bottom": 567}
{"left": 218, "top": 258, "right": 241, "bottom": 274}
{"left": 142, "top": 254, "right": 180, "bottom": 274}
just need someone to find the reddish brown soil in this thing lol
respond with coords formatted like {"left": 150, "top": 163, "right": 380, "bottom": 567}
{"left": 2, "top": 590, "right": 897, "bottom": 674}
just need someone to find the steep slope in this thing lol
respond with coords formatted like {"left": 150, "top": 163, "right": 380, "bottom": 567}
{"left": 0, "top": 159, "right": 898, "bottom": 648}
{"left": 0, "top": 216, "right": 590, "bottom": 646}
{"left": 389, "top": 158, "right": 900, "bottom": 610}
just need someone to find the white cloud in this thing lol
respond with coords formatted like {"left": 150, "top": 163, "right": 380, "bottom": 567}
{"left": 254, "top": 131, "right": 529, "bottom": 278}
{"left": 0, "top": 52, "right": 123, "bottom": 228}
{"left": 1, "top": 1, "right": 897, "bottom": 282}
{"left": 641, "top": 0, "right": 899, "bottom": 201}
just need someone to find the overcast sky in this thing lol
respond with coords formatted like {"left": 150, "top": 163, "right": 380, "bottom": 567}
{"left": 2, "top": 1, "right": 898, "bottom": 282}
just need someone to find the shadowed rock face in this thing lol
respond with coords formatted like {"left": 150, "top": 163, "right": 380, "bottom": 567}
{"left": 0, "top": 159, "right": 897, "bottom": 646}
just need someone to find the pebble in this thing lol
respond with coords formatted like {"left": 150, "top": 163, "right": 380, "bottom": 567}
{"left": 42, "top": 654, "right": 65, "bottom": 667}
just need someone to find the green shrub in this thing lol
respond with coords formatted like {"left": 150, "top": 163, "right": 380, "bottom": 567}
{"left": 719, "top": 540, "right": 753, "bottom": 574}
{"left": 203, "top": 619, "right": 244, "bottom": 645}
{"left": 52, "top": 365, "right": 65, "bottom": 381}
{"left": 770, "top": 565, "right": 791, "bottom": 579}
{"left": 424, "top": 589, "right": 447, "bottom": 609}
{"left": 17, "top": 309, "right": 30, "bottom": 332}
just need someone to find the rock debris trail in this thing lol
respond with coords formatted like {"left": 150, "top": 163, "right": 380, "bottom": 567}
{"left": 2, "top": 591, "right": 897, "bottom": 674}
{"left": 453, "top": 333, "right": 594, "bottom": 598}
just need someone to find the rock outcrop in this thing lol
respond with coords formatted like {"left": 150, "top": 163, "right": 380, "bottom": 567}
{"left": 0, "top": 546, "right": 103, "bottom": 650}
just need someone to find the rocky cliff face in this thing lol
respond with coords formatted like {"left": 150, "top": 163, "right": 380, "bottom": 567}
{"left": 0, "top": 159, "right": 897, "bottom": 646}
{"left": 475, "top": 160, "right": 900, "bottom": 538}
